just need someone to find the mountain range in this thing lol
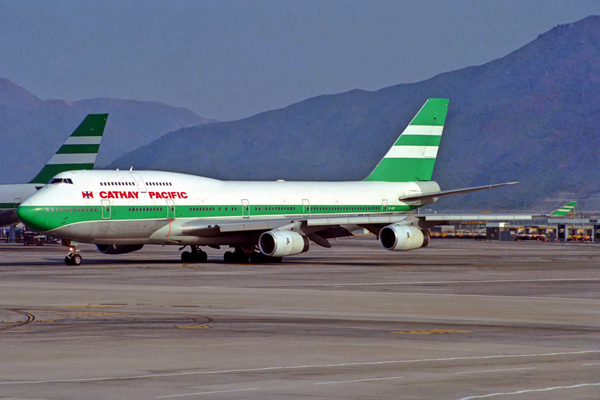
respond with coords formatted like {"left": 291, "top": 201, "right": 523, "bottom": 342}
{"left": 0, "top": 78, "right": 213, "bottom": 183}
{"left": 2, "top": 16, "right": 600, "bottom": 211}
{"left": 107, "top": 16, "right": 600, "bottom": 212}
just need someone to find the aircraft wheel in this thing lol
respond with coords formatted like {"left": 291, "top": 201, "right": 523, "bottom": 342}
{"left": 223, "top": 251, "right": 235, "bottom": 263}
{"left": 249, "top": 252, "right": 267, "bottom": 263}
{"left": 269, "top": 256, "right": 283, "bottom": 263}
{"left": 194, "top": 251, "right": 208, "bottom": 263}
{"left": 71, "top": 254, "right": 83, "bottom": 266}
{"left": 181, "top": 251, "right": 191, "bottom": 262}
{"left": 65, "top": 256, "right": 73, "bottom": 266}
{"left": 233, "top": 251, "right": 249, "bottom": 263}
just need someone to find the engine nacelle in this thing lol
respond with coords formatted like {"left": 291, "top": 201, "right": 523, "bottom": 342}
{"left": 259, "top": 230, "right": 310, "bottom": 257}
{"left": 379, "top": 225, "right": 429, "bottom": 251}
{"left": 96, "top": 244, "right": 144, "bottom": 255}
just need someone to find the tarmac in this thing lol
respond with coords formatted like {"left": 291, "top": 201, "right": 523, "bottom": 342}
{"left": 0, "top": 237, "right": 599, "bottom": 399}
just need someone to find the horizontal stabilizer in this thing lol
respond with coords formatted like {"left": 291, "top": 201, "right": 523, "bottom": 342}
{"left": 399, "top": 182, "right": 518, "bottom": 202}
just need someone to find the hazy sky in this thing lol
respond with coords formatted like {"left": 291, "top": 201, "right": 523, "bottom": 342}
{"left": 1, "top": 0, "right": 599, "bottom": 121}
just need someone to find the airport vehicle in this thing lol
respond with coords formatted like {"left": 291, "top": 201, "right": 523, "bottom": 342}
{"left": 17, "top": 99, "right": 516, "bottom": 265}
{"left": 0, "top": 114, "right": 108, "bottom": 228}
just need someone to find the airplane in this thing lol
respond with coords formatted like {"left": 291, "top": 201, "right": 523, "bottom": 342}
{"left": 17, "top": 99, "right": 517, "bottom": 266}
{"left": 548, "top": 201, "right": 578, "bottom": 217}
{"left": 0, "top": 114, "right": 108, "bottom": 229}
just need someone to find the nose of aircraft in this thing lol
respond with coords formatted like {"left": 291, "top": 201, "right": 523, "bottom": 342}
{"left": 17, "top": 200, "right": 50, "bottom": 233}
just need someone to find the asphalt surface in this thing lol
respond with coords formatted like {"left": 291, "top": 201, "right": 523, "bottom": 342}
{"left": 0, "top": 237, "right": 599, "bottom": 399}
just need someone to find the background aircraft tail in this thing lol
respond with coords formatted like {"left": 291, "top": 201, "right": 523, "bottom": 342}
{"left": 549, "top": 201, "right": 578, "bottom": 217}
{"left": 29, "top": 114, "right": 108, "bottom": 184}
{"left": 365, "top": 98, "right": 449, "bottom": 182}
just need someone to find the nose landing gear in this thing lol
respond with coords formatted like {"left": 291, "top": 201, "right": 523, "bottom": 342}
{"left": 64, "top": 241, "right": 82, "bottom": 266}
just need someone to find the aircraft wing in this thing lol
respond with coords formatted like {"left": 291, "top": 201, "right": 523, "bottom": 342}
{"left": 178, "top": 212, "right": 533, "bottom": 247}
{"left": 398, "top": 182, "right": 518, "bottom": 202}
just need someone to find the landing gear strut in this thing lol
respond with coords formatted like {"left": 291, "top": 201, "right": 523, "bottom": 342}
{"left": 180, "top": 245, "right": 208, "bottom": 263}
{"left": 64, "top": 241, "right": 82, "bottom": 266}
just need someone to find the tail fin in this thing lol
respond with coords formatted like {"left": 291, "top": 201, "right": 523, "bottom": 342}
{"left": 29, "top": 113, "right": 108, "bottom": 184}
{"left": 365, "top": 98, "right": 449, "bottom": 182}
{"left": 549, "top": 201, "right": 578, "bottom": 217}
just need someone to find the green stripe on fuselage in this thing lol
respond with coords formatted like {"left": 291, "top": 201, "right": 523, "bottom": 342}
{"left": 17, "top": 203, "right": 419, "bottom": 233}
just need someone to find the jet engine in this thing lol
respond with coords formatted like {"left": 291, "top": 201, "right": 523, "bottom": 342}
{"left": 259, "top": 230, "right": 310, "bottom": 257}
{"left": 378, "top": 225, "right": 429, "bottom": 251}
{"left": 96, "top": 244, "right": 144, "bottom": 255}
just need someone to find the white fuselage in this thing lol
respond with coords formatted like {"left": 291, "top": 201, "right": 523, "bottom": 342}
{"left": 18, "top": 170, "right": 439, "bottom": 245}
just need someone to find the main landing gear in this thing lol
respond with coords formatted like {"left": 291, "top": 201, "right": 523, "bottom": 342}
{"left": 64, "top": 241, "right": 82, "bottom": 266}
{"left": 180, "top": 245, "right": 208, "bottom": 263}
{"left": 223, "top": 246, "right": 282, "bottom": 264}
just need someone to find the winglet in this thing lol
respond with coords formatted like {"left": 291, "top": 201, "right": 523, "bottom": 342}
{"left": 365, "top": 98, "right": 449, "bottom": 182}
{"left": 28, "top": 113, "right": 108, "bottom": 184}
{"left": 549, "top": 201, "right": 578, "bottom": 217}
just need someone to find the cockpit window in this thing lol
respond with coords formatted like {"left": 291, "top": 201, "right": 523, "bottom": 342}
{"left": 49, "top": 178, "right": 74, "bottom": 184}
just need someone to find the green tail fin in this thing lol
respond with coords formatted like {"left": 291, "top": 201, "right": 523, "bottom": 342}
{"left": 365, "top": 98, "right": 449, "bottom": 182}
{"left": 550, "top": 201, "right": 578, "bottom": 217}
{"left": 29, "top": 113, "right": 108, "bottom": 184}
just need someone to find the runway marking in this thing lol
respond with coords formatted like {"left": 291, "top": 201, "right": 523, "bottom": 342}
{"left": 0, "top": 309, "right": 34, "bottom": 332}
{"left": 62, "top": 305, "right": 118, "bottom": 308}
{"left": 176, "top": 324, "right": 210, "bottom": 329}
{"left": 315, "top": 376, "right": 404, "bottom": 385}
{"left": 454, "top": 382, "right": 600, "bottom": 399}
{"left": 454, "top": 367, "right": 536, "bottom": 375}
{"left": 236, "top": 277, "right": 600, "bottom": 288}
{"left": 392, "top": 329, "right": 471, "bottom": 335}
{"left": 156, "top": 388, "right": 259, "bottom": 398}
{"left": 73, "top": 312, "right": 118, "bottom": 316}
{"left": 582, "top": 362, "right": 600, "bottom": 366}
{"left": 0, "top": 350, "right": 597, "bottom": 385}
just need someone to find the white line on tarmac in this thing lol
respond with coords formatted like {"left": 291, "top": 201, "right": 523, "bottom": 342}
{"left": 157, "top": 388, "right": 259, "bottom": 398}
{"left": 582, "top": 362, "right": 600, "bottom": 366}
{"left": 315, "top": 376, "right": 404, "bottom": 385}
{"left": 236, "top": 278, "right": 600, "bottom": 288}
{"left": 454, "top": 382, "right": 600, "bottom": 399}
{"left": 453, "top": 367, "right": 536, "bottom": 375}
{"left": 0, "top": 350, "right": 597, "bottom": 386}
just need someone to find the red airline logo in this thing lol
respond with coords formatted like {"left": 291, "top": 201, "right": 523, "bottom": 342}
{"left": 100, "top": 191, "right": 139, "bottom": 199}
{"left": 97, "top": 191, "right": 188, "bottom": 200}
{"left": 82, "top": 191, "right": 93, "bottom": 199}
{"left": 149, "top": 191, "right": 188, "bottom": 199}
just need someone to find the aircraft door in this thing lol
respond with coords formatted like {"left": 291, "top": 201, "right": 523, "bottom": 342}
{"left": 130, "top": 173, "right": 147, "bottom": 193}
{"left": 242, "top": 199, "right": 250, "bottom": 219}
{"left": 382, "top": 199, "right": 388, "bottom": 212}
{"left": 14, "top": 198, "right": 21, "bottom": 207}
{"left": 302, "top": 199, "right": 310, "bottom": 217}
{"left": 101, "top": 200, "right": 111, "bottom": 219}
{"left": 166, "top": 199, "right": 175, "bottom": 220}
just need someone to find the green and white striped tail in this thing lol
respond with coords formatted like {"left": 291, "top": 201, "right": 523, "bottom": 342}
{"left": 29, "top": 114, "right": 108, "bottom": 184}
{"left": 550, "top": 201, "right": 578, "bottom": 216}
{"left": 365, "top": 98, "right": 449, "bottom": 182}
